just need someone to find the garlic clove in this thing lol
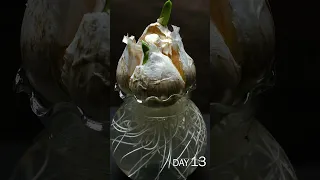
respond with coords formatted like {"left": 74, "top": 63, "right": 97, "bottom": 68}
{"left": 129, "top": 47, "right": 185, "bottom": 101}
{"left": 116, "top": 35, "right": 143, "bottom": 95}
{"left": 138, "top": 23, "right": 196, "bottom": 88}
{"left": 170, "top": 25, "right": 196, "bottom": 89}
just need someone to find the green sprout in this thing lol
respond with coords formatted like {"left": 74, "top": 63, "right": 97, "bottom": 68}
{"left": 142, "top": 41, "right": 150, "bottom": 65}
{"left": 103, "top": 0, "right": 110, "bottom": 13}
{"left": 159, "top": 0, "right": 172, "bottom": 26}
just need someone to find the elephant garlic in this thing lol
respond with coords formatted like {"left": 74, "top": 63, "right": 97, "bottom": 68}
{"left": 116, "top": 0, "right": 196, "bottom": 102}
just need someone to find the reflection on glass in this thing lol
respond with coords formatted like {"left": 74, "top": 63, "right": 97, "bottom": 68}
{"left": 111, "top": 96, "right": 206, "bottom": 180}
{"left": 210, "top": 102, "right": 298, "bottom": 180}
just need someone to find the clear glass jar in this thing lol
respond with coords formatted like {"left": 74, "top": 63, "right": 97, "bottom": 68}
{"left": 208, "top": 54, "right": 298, "bottom": 180}
{"left": 110, "top": 96, "right": 207, "bottom": 180}
{"left": 9, "top": 102, "right": 110, "bottom": 180}
{"left": 12, "top": 69, "right": 110, "bottom": 179}
{"left": 209, "top": 102, "right": 298, "bottom": 180}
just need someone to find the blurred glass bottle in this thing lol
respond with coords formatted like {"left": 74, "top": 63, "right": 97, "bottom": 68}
{"left": 210, "top": 101, "right": 298, "bottom": 180}
{"left": 11, "top": 0, "right": 111, "bottom": 179}
{"left": 209, "top": 0, "right": 298, "bottom": 179}
{"left": 9, "top": 100, "right": 110, "bottom": 180}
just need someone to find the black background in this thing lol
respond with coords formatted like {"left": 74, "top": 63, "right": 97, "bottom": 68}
{"left": 1, "top": 0, "right": 320, "bottom": 179}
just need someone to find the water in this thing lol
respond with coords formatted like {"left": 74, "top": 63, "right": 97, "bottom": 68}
{"left": 111, "top": 96, "right": 207, "bottom": 180}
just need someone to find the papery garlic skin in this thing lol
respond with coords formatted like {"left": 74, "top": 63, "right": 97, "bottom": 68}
{"left": 62, "top": 12, "right": 110, "bottom": 121}
{"left": 116, "top": 21, "right": 196, "bottom": 101}
{"left": 116, "top": 35, "right": 143, "bottom": 95}
{"left": 129, "top": 48, "right": 185, "bottom": 100}
{"left": 21, "top": 0, "right": 106, "bottom": 104}
{"left": 210, "top": 0, "right": 274, "bottom": 104}
{"left": 170, "top": 25, "right": 196, "bottom": 89}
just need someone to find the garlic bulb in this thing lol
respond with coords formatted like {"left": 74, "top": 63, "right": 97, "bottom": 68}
{"left": 210, "top": 0, "right": 274, "bottom": 104}
{"left": 230, "top": 0, "right": 275, "bottom": 80}
{"left": 210, "top": 20, "right": 241, "bottom": 104}
{"left": 116, "top": 0, "right": 195, "bottom": 102}
{"left": 61, "top": 12, "right": 110, "bottom": 121}
{"left": 20, "top": 0, "right": 106, "bottom": 104}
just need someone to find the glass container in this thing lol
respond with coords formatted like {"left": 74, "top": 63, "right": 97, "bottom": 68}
{"left": 209, "top": 102, "right": 298, "bottom": 180}
{"left": 209, "top": 61, "right": 298, "bottom": 180}
{"left": 11, "top": 68, "right": 110, "bottom": 180}
{"left": 111, "top": 87, "right": 207, "bottom": 180}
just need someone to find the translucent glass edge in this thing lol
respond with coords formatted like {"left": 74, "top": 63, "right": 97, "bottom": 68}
{"left": 14, "top": 68, "right": 107, "bottom": 132}
{"left": 114, "top": 82, "right": 197, "bottom": 106}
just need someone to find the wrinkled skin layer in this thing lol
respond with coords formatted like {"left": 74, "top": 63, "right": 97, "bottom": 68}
{"left": 116, "top": 22, "right": 196, "bottom": 103}
{"left": 111, "top": 0, "right": 209, "bottom": 111}
{"left": 20, "top": 0, "right": 105, "bottom": 104}
{"left": 62, "top": 12, "right": 110, "bottom": 122}
{"left": 210, "top": 0, "right": 274, "bottom": 104}
{"left": 129, "top": 51, "right": 185, "bottom": 100}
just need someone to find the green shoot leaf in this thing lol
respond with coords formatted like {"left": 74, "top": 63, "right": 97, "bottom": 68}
{"left": 142, "top": 41, "right": 150, "bottom": 65}
{"left": 103, "top": 0, "right": 110, "bottom": 13}
{"left": 159, "top": 0, "right": 172, "bottom": 26}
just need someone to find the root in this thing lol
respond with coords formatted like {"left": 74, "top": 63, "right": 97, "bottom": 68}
{"left": 110, "top": 101, "right": 207, "bottom": 179}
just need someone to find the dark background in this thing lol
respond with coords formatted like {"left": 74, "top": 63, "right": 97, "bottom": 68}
{"left": 256, "top": 0, "right": 320, "bottom": 178}
{"left": 1, "top": 0, "right": 320, "bottom": 179}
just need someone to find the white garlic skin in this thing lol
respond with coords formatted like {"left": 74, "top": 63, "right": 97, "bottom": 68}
{"left": 129, "top": 50, "right": 185, "bottom": 100}
{"left": 116, "top": 35, "right": 143, "bottom": 95}
{"left": 116, "top": 22, "right": 196, "bottom": 100}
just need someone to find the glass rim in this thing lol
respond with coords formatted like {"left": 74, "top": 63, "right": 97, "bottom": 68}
{"left": 115, "top": 82, "right": 196, "bottom": 108}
